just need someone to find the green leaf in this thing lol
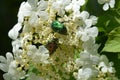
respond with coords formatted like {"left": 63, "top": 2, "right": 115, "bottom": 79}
{"left": 102, "top": 27, "right": 120, "bottom": 52}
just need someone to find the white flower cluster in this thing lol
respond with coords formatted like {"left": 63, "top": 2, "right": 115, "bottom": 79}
{"left": 0, "top": 0, "right": 118, "bottom": 80}
{"left": 74, "top": 9, "right": 117, "bottom": 80}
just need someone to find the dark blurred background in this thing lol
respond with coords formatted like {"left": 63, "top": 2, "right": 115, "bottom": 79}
{"left": 0, "top": 0, "right": 24, "bottom": 79}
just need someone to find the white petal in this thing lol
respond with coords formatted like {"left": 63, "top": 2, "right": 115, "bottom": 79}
{"left": 99, "top": 62, "right": 106, "bottom": 68}
{"left": 29, "top": 13, "right": 39, "bottom": 27}
{"left": 85, "top": 19, "right": 93, "bottom": 27}
{"left": 80, "top": 51, "right": 90, "bottom": 59}
{"left": 81, "top": 32, "right": 89, "bottom": 41}
{"left": 8, "top": 61, "right": 17, "bottom": 75}
{"left": 80, "top": 11, "right": 89, "bottom": 20}
{"left": 109, "top": 62, "right": 114, "bottom": 66}
{"left": 78, "top": 68, "right": 93, "bottom": 80}
{"left": 100, "top": 55, "right": 109, "bottom": 64}
{"left": 98, "top": 0, "right": 106, "bottom": 4}
{"left": 17, "top": 2, "right": 32, "bottom": 23}
{"left": 38, "top": 0, "right": 48, "bottom": 11}
{"left": 101, "top": 67, "right": 108, "bottom": 73}
{"left": 27, "top": 45, "right": 37, "bottom": 53}
{"left": 38, "top": 11, "right": 49, "bottom": 21}
{"left": 103, "top": 3, "right": 109, "bottom": 11}
{"left": 78, "top": 0, "right": 85, "bottom": 6}
{"left": 90, "top": 55, "right": 100, "bottom": 64}
{"left": 17, "top": 2, "right": 26, "bottom": 23}
{"left": 64, "top": 0, "right": 71, "bottom": 6}
{"left": 90, "top": 16, "right": 98, "bottom": 25}
{"left": 109, "top": 0, "right": 115, "bottom": 8}
{"left": 108, "top": 67, "right": 114, "bottom": 73}
{"left": 12, "top": 39, "right": 22, "bottom": 53}
{"left": 40, "top": 54, "right": 49, "bottom": 63}
{"left": 65, "top": 3, "right": 72, "bottom": 12}
{"left": 0, "top": 56, "right": 6, "bottom": 63}
{"left": 28, "top": 0, "right": 38, "bottom": 8}
{"left": 57, "top": 8, "right": 65, "bottom": 17}
{"left": 3, "top": 73, "right": 12, "bottom": 80}
{"left": 78, "top": 69, "right": 83, "bottom": 74}
{"left": 73, "top": 3, "right": 80, "bottom": 12}
{"left": 88, "top": 27, "right": 98, "bottom": 38}
{"left": 6, "top": 52, "right": 13, "bottom": 63}
{"left": 73, "top": 15, "right": 84, "bottom": 26}
{"left": 8, "top": 23, "right": 22, "bottom": 39}
{"left": 38, "top": 46, "right": 49, "bottom": 54}
{"left": 0, "top": 63, "right": 8, "bottom": 72}
{"left": 84, "top": 68, "right": 92, "bottom": 75}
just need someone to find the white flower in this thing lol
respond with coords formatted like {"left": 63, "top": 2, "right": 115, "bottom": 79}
{"left": 89, "top": 16, "right": 98, "bottom": 25}
{"left": 72, "top": 11, "right": 97, "bottom": 29}
{"left": 77, "top": 67, "right": 98, "bottom": 80}
{"left": 52, "top": 0, "right": 71, "bottom": 17}
{"left": 77, "top": 26, "right": 98, "bottom": 41}
{"left": 18, "top": 0, "right": 48, "bottom": 27}
{"left": 76, "top": 51, "right": 91, "bottom": 67}
{"left": 0, "top": 52, "right": 26, "bottom": 80}
{"left": 8, "top": 23, "right": 22, "bottom": 40}
{"left": 75, "top": 11, "right": 98, "bottom": 41}
{"left": 100, "top": 55, "right": 109, "bottom": 65}
{"left": 27, "top": 45, "right": 49, "bottom": 64}
{"left": 82, "top": 38, "right": 99, "bottom": 54}
{"left": 79, "top": 11, "right": 98, "bottom": 27}
{"left": 98, "top": 55, "right": 116, "bottom": 73}
{"left": 98, "top": 61, "right": 115, "bottom": 73}
{"left": 98, "top": 0, "right": 115, "bottom": 11}
{"left": 0, "top": 52, "right": 13, "bottom": 72}
{"left": 11, "top": 39, "right": 26, "bottom": 65}
{"left": 72, "top": 14, "right": 84, "bottom": 27}
{"left": 79, "top": 11, "right": 90, "bottom": 22}
{"left": 3, "top": 61, "right": 26, "bottom": 80}
{"left": 76, "top": 50, "right": 100, "bottom": 67}
{"left": 17, "top": 1, "right": 32, "bottom": 23}
{"left": 65, "top": 0, "right": 85, "bottom": 14}
{"left": 12, "top": 39, "right": 23, "bottom": 53}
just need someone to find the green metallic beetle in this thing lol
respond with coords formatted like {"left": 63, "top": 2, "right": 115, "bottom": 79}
{"left": 51, "top": 21, "right": 67, "bottom": 34}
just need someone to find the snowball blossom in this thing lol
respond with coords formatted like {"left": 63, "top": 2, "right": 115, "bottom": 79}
{"left": 0, "top": 0, "right": 118, "bottom": 80}
{"left": 98, "top": 0, "right": 115, "bottom": 11}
